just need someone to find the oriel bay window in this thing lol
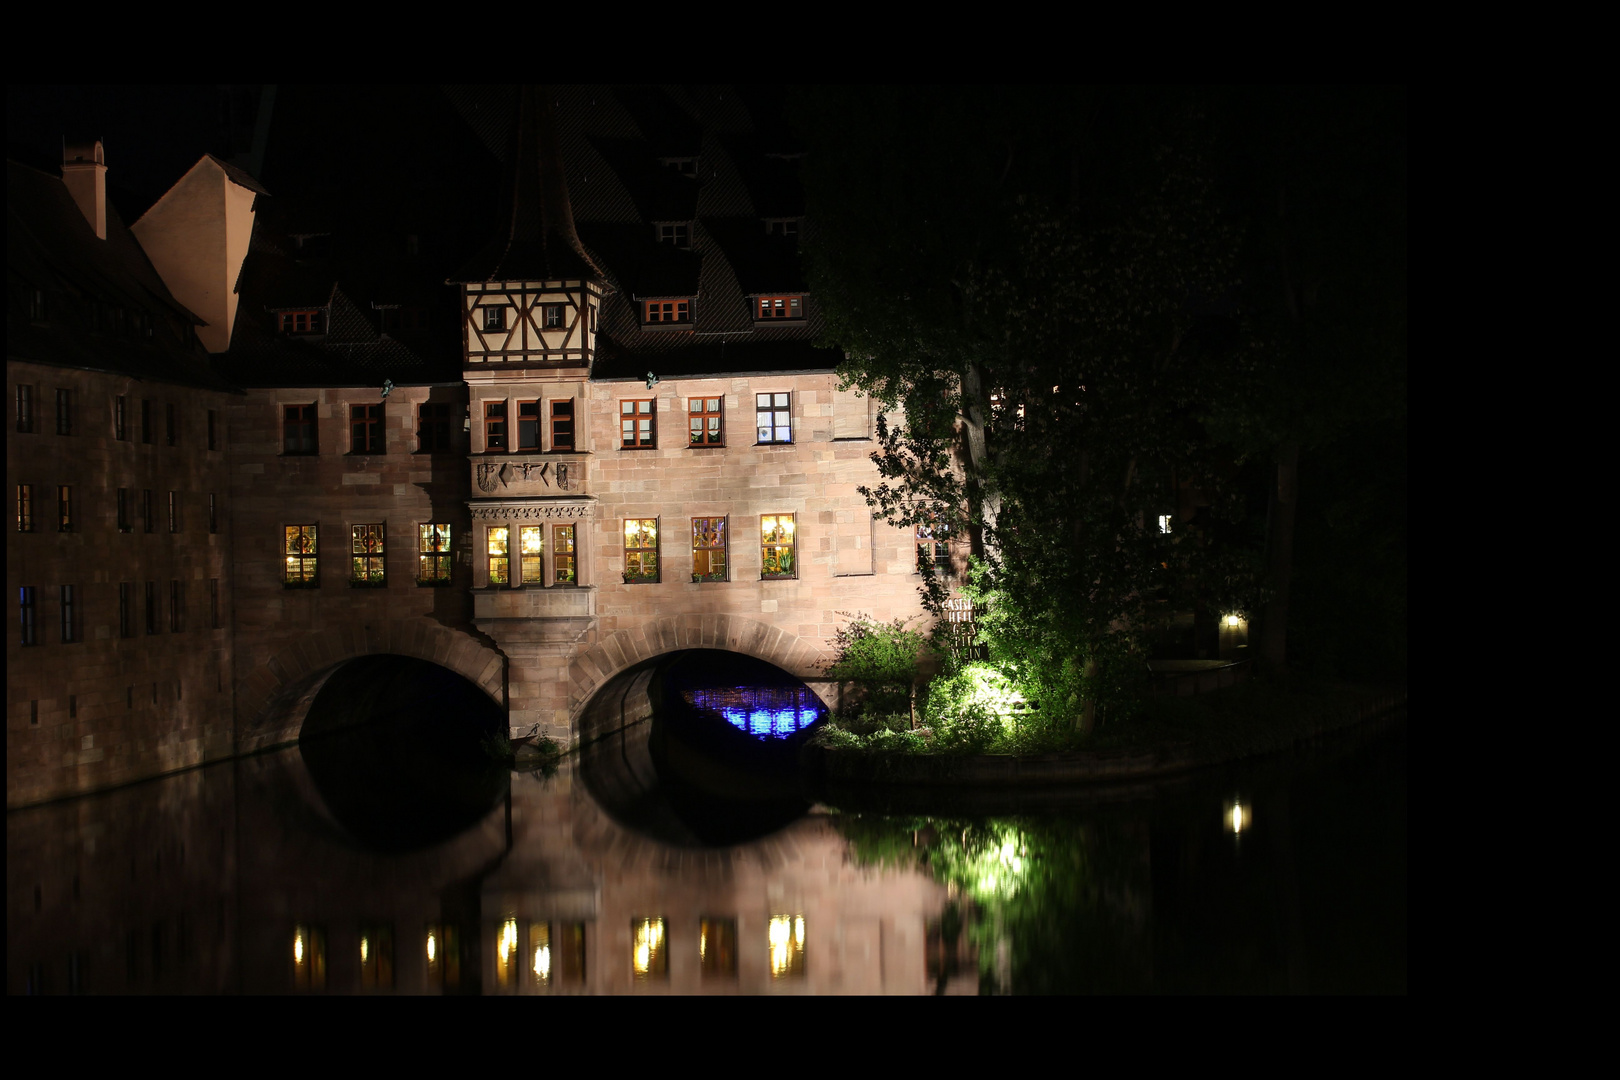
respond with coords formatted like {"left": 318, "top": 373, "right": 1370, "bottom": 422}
{"left": 487, "top": 527, "right": 510, "bottom": 586}
{"left": 553, "top": 524, "right": 577, "bottom": 584}
{"left": 517, "top": 400, "right": 541, "bottom": 451}
{"left": 692, "top": 517, "right": 727, "bottom": 581}
{"left": 520, "top": 526, "right": 543, "bottom": 584}
{"left": 284, "top": 404, "right": 317, "bottom": 454}
{"left": 419, "top": 524, "right": 452, "bottom": 585}
{"left": 624, "top": 519, "right": 658, "bottom": 582}
{"left": 761, "top": 514, "right": 796, "bottom": 579}
{"left": 621, "top": 400, "right": 655, "bottom": 448}
{"left": 550, "top": 400, "right": 574, "bottom": 451}
{"left": 756, "top": 393, "right": 791, "bottom": 443}
{"left": 485, "top": 401, "right": 508, "bottom": 451}
{"left": 351, "top": 525, "right": 386, "bottom": 586}
{"left": 689, "top": 398, "right": 722, "bottom": 446}
{"left": 284, "top": 525, "right": 318, "bottom": 586}
{"left": 351, "top": 403, "right": 383, "bottom": 453}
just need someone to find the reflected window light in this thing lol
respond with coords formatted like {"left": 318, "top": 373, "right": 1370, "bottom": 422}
{"left": 557, "top": 922, "right": 587, "bottom": 984}
{"left": 632, "top": 917, "right": 668, "bottom": 980}
{"left": 531, "top": 923, "right": 552, "bottom": 984}
{"left": 497, "top": 917, "right": 519, "bottom": 990}
{"left": 769, "top": 914, "right": 805, "bottom": 979}
{"left": 292, "top": 923, "right": 327, "bottom": 991}
{"left": 700, "top": 917, "right": 738, "bottom": 979}
{"left": 1224, "top": 799, "right": 1252, "bottom": 835}
{"left": 426, "top": 924, "right": 462, "bottom": 989}
{"left": 360, "top": 923, "right": 393, "bottom": 991}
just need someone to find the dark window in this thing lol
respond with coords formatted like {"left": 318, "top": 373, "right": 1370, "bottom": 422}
{"left": 207, "top": 410, "right": 217, "bottom": 450}
{"left": 418, "top": 403, "right": 452, "bottom": 452}
{"left": 29, "top": 290, "right": 47, "bottom": 321}
{"left": 165, "top": 403, "right": 177, "bottom": 446}
{"left": 350, "top": 403, "right": 383, "bottom": 453}
{"left": 482, "top": 306, "right": 506, "bottom": 332}
{"left": 542, "top": 303, "right": 566, "bottom": 329}
{"left": 58, "top": 485, "right": 73, "bottom": 532}
{"left": 755, "top": 393, "right": 792, "bottom": 443}
{"left": 484, "top": 401, "right": 507, "bottom": 450}
{"left": 624, "top": 519, "right": 658, "bottom": 582}
{"left": 20, "top": 586, "right": 38, "bottom": 646}
{"left": 117, "top": 488, "right": 131, "bottom": 533}
{"left": 208, "top": 493, "right": 217, "bottom": 534}
{"left": 115, "top": 396, "right": 128, "bottom": 440}
{"left": 643, "top": 299, "right": 691, "bottom": 324}
{"left": 381, "top": 306, "right": 428, "bottom": 332}
{"left": 620, "top": 399, "right": 655, "bottom": 448}
{"left": 418, "top": 524, "right": 452, "bottom": 585}
{"left": 517, "top": 400, "right": 541, "bottom": 450}
{"left": 56, "top": 389, "right": 73, "bottom": 435}
{"left": 60, "top": 585, "right": 77, "bottom": 643}
{"left": 754, "top": 295, "right": 804, "bottom": 320}
{"left": 553, "top": 524, "right": 576, "bottom": 584}
{"left": 145, "top": 582, "right": 157, "bottom": 635}
{"left": 170, "top": 581, "right": 184, "bottom": 632}
{"left": 550, "top": 400, "right": 575, "bottom": 451}
{"left": 209, "top": 579, "right": 219, "bottom": 628}
{"left": 120, "top": 582, "right": 135, "bottom": 638}
{"left": 688, "top": 397, "right": 723, "bottom": 446}
{"left": 168, "top": 491, "right": 180, "bottom": 533}
{"left": 657, "top": 223, "right": 691, "bottom": 248}
{"left": 16, "top": 385, "right": 34, "bottom": 433}
{"left": 700, "top": 918, "right": 738, "bottom": 978}
{"left": 284, "top": 525, "right": 318, "bottom": 586}
{"left": 142, "top": 490, "right": 154, "bottom": 533}
{"left": 351, "top": 525, "right": 386, "bottom": 586}
{"left": 284, "top": 404, "right": 317, "bottom": 454}
{"left": 277, "top": 310, "right": 323, "bottom": 334}
{"left": 761, "top": 513, "right": 797, "bottom": 579}
{"left": 141, "top": 400, "right": 153, "bottom": 443}
{"left": 692, "top": 517, "right": 727, "bottom": 581}
{"left": 765, "top": 219, "right": 800, "bottom": 238}
{"left": 17, "top": 484, "right": 32, "bottom": 532}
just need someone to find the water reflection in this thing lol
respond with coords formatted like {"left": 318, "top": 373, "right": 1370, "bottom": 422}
{"left": 683, "top": 687, "right": 824, "bottom": 739}
{"left": 6, "top": 713, "right": 1404, "bottom": 994}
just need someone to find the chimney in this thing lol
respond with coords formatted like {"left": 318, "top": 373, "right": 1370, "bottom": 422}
{"left": 63, "top": 139, "right": 108, "bottom": 240}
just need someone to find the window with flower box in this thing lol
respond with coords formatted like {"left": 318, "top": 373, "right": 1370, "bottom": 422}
{"left": 761, "top": 514, "right": 796, "bottom": 579}
{"left": 689, "top": 398, "right": 723, "bottom": 446}
{"left": 621, "top": 400, "right": 655, "bottom": 448}
{"left": 419, "top": 524, "right": 452, "bottom": 585}
{"left": 624, "top": 519, "right": 658, "bottom": 582}
{"left": 351, "top": 525, "right": 386, "bottom": 586}
{"left": 692, "top": 517, "right": 727, "bottom": 581}
{"left": 284, "top": 525, "right": 318, "bottom": 586}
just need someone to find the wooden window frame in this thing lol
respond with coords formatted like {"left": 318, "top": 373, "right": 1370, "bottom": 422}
{"left": 753, "top": 295, "right": 804, "bottom": 321}
{"left": 482, "top": 305, "right": 507, "bottom": 332}
{"left": 283, "top": 404, "right": 317, "bottom": 455}
{"left": 542, "top": 303, "right": 566, "bottom": 329}
{"left": 553, "top": 524, "right": 577, "bottom": 585}
{"left": 485, "top": 400, "right": 508, "bottom": 451}
{"left": 520, "top": 525, "right": 544, "bottom": 585}
{"left": 620, "top": 399, "right": 656, "bottom": 449}
{"left": 487, "top": 526, "right": 510, "bottom": 586}
{"left": 60, "top": 584, "right": 78, "bottom": 643}
{"left": 350, "top": 524, "right": 387, "bottom": 587}
{"left": 656, "top": 223, "right": 691, "bottom": 249}
{"left": 277, "top": 310, "right": 324, "bottom": 334}
{"left": 58, "top": 485, "right": 73, "bottom": 532}
{"left": 765, "top": 218, "right": 800, "bottom": 238}
{"left": 691, "top": 516, "right": 728, "bottom": 582}
{"left": 516, "top": 400, "right": 542, "bottom": 451}
{"left": 642, "top": 299, "right": 692, "bottom": 326}
{"left": 284, "top": 525, "right": 319, "bottom": 588}
{"left": 350, "top": 403, "right": 384, "bottom": 454}
{"left": 418, "top": 523, "right": 453, "bottom": 586}
{"left": 688, "top": 397, "right": 723, "bottom": 447}
{"left": 17, "top": 484, "right": 32, "bottom": 532}
{"left": 623, "top": 518, "right": 659, "bottom": 583}
{"left": 550, "top": 399, "right": 575, "bottom": 452}
{"left": 417, "top": 402, "right": 452, "bottom": 453}
{"left": 20, "top": 585, "right": 38, "bottom": 646}
{"left": 916, "top": 521, "right": 951, "bottom": 576}
{"left": 755, "top": 392, "right": 792, "bottom": 444}
{"left": 761, "top": 513, "right": 797, "bottom": 580}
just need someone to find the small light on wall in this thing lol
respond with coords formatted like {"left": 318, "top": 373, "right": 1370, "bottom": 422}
{"left": 1225, "top": 614, "right": 1242, "bottom": 627}
{"left": 1223, "top": 799, "right": 1252, "bottom": 835}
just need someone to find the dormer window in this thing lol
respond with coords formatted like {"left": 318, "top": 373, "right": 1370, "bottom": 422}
{"left": 643, "top": 299, "right": 692, "bottom": 327}
{"left": 765, "top": 218, "right": 800, "bottom": 238}
{"left": 753, "top": 295, "right": 804, "bottom": 321}
{"left": 278, "top": 310, "right": 324, "bottom": 334}
{"left": 657, "top": 223, "right": 691, "bottom": 249}
{"left": 660, "top": 157, "right": 698, "bottom": 178}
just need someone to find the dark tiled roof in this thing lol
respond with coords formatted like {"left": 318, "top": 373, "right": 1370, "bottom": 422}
{"left": 6, "top": 160, "right": 237, "bottom": 393}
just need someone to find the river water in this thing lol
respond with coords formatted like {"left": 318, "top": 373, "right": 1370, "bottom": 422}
{"left": 7, "top": 700, "right": 1404, "bottom": 995}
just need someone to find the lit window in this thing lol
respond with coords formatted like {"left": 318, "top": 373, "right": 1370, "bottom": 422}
{"left": 642, "top": 299, "right": 691, "bottom": 325}
{"left": 692, "top": 517, "right": 727, "bottom": 581}
{"left": 769, "top": 915, "right": 805, "bottom": 979}
{"left": 351, "top": 525, "right": 386, "bottom": 586}
{"left": 755, "top": 393, "right": 791, "bottom": 443}
{"left": 530, "top": 923, "right": 552, "bottom": 985}
{"left": 485, "top": 401, "right": 508, "bottom": 450}
{"left": 700, "top": 918, "right": 738, "bottom": 978}
{"left": 1158, "top": 514, "right": 1172, "bottom": 535}
{"left": 19, "top": 586, "right": 38, "bottom": 646}
{"left": 497, "top": 918, "right": 519, "bottom": 991}
{"left": 689, "top": 397, "right": 723, "bottom": 446}
{"left": 520, "top": 525, "right": 543, "bottom": 584}
{"left": 621, "top": 399, "right": 655, "bottom": 448}
{"left": 292, "top": 924, "right": 327, "bottom": 991}
{"left": 487, "top": 527, "right": 510, "bottom": 586}
{"left": 58, "top": 485, "right": 73, "bottom": 532}
{"left": 517, "top": 400, "right": 541, "bottom": 450}
{"left": 284, "top": 525, "right": 318, "bottom": 586}
{"left": 632, "top": 918, "right": 668, "bottom": 980}
{"left": 350, "top": 403, "right": 383, "bottom": 453}
{"left": 283, "top": 404, "right": 317, "bottom": 454}
{"left": 761, "top": 514, "right": 796, "bottom": 579}
{"left": 754, "top": 295, "right": 803, "bottom": 320}
{"left": 418, "top": 402, "right": 452, "bottom": 453}
{"left": 542, "top": 303, "right": 566, "bottom": 329}
{"left": 657, "top": 223, "right": 690, "bottom": 248}
{"left": 916, "top": 521, "right": 950, "bottom": 576}
{"left": 624, "top": 519, "right": 658, "bottom": 582}
{"left": 482, "top": 306, "right": 507, "bottom": 332}
{"left": 16, "top": 484, "right": 32, "bottom": 532}
{"left": 277, "top": 310, "right": 323, "bottom": 334}
{"left": 419, "top": 524, "right": 452, "bottom": 585}
{"left": 553, "top": 524, "right": 577, "bottom": 584}
{"left": 550, "top": 399, "right": 574, "bottom": 451}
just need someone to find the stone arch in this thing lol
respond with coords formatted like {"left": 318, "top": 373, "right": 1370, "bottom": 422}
{"left": 235, "top": 619, "right": 506, "bottom": 753}
{"left": 565, "top": 613, "right": 833, "bottom": 725}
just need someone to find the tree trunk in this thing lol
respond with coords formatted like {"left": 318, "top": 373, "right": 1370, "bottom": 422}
{"left": 1257, "top": 440, "right": 1300, "bottom": 672}
{"left": 960, "top": 362, "right": 999, "bottom": 560}
{"left": 1075, "top": 656, "right": 1098, "bottom": 734}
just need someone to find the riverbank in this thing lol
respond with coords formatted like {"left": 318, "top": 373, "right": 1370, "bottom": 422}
{"left": 801, "top": 676, "right": 1406, "bottom": 789}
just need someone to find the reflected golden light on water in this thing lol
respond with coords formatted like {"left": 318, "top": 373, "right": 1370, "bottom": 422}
{"left": 632, "top": 918, "right": 667, "bottom": 980}
{"left": 497, "top": 917, "right": 519, "bottom": 989}
{"left": 426, "top": 931, "right": 437, "bottom": 964}
{"left": 294, "top": 932, "right": 304, "bottom": 965}
{"left": 360, "top": 936, "right": 369, "bottom": 964}
{"left": 769, "top": 915, "right": 805, "bottom": 978}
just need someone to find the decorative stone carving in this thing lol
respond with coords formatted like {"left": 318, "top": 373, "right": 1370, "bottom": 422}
{"left": 470, "top": 500, "right": 594, "bottom": 521}
{"left": 477, "top": 462, "right": 502, "bottom": 493}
